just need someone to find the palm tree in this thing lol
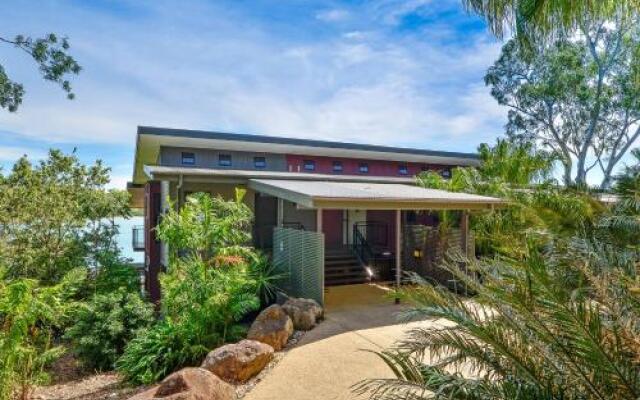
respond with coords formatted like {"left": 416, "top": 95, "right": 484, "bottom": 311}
{"left": 463, "top": 0, "right": 640, "bottom": 44}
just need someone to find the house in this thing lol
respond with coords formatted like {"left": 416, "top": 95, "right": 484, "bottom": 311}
{"left": 128, "top": 126, "right": 502, "bottom": 303}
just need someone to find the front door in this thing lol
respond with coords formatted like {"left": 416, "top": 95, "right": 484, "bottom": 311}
{"left": 322, "top": 209, "right": 344, "bottom": 248}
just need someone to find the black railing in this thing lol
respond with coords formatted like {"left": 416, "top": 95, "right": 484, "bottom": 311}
{"left": 132, "top": 225, "right": 145, "bottom": 251}
{"left": 352, "top": 222, "right": 395, "bottom": 282}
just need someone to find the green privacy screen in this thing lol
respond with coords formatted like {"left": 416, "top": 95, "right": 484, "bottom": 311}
{"left": 273, "top": 227, "right": 325, "bottom": 305}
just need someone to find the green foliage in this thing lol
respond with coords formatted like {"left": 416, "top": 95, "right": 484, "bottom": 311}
{"left": 486, "top": 17, "right": 640, "bottom": 188}
{"left": 355, "top": 237, "right": 640, "bottom": 400}
{"left": 0, "top": 33, "right": 81, "bottom": 112}
{"left": 614, "top": 148, "right": 640, "bottom": 195}
{"left": 64, "top": 291, "right": 154, "bottom": 371}
{"left": 118, "top": 190, "right": 275, "bottom": 384}
{"left": 0, "top": 268, "right": 86, "bottom": 400}
{"left": 0, "top": 149, "right": 131, "bottom": 283}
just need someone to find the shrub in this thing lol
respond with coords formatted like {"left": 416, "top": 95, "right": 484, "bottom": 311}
{"left": 117, "top": 190, "right": 276, "bottom": 384}
{"left": 65, "top": 290, "right": 154, "bottom": 371}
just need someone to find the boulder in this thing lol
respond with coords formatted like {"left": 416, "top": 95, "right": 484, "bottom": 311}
{"left": 282, "top": 297, "right": 324, "bottom": 331}
{"left": 201, "top": 339, "right": 274, "bottom": 383}
{"left": 247, "top": 304, "right": 293, "bottom": 350}
{"left": 128, "top": 367, "right": 235, "bottom": 400}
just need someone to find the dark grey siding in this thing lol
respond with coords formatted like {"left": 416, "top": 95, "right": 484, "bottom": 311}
{"left": 159, "top": 146, "right": 287, "bottom": 171}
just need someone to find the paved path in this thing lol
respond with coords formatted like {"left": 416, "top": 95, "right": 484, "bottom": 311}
{"left": 244, "top": 284, "right": 437, "bottom": 400}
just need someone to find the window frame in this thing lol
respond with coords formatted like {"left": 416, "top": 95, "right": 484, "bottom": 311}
{"left": 254, "top": 156, "right": 267, "bottom": 169}
{"left": 358, "top": 163, "right": 369, "bottom": 174}
{"left": 303, "top": 159, "right": 316, "bottom": 171}
{"left": 398, "top": 163, "right": 409, "bottom": 175}
{"left": 332, "top": 160, "right": 343, "bottom": 173}
{"left": 218, "top": 154, "right": 232, "bottom": 167}
{"left": 181, "top": 152, "right": 196, "bottom": 165}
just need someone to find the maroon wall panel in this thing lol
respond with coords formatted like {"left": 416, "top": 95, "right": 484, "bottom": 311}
{"left": 366, "top": 210, "right": 397, "bottom": 252}
{"left": 285, "top": 154, "right": 449, "bottom": 177}
{"left": 322, "top": 210, "right": 344, "bottom": 248}
{"left": 144, "top": 181, "right": 162, "bottom": 303}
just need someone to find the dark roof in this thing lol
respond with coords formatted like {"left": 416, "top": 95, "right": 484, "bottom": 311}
{"left": 137, "top": 126, "right": 479, "bottom": 160}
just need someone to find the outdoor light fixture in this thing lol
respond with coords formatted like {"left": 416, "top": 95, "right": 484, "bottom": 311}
{"left": 365, "top": 267, "right": 374, "bottom": 277}
{"left": 413, "top": 249, "right": 423, "bottom": 258}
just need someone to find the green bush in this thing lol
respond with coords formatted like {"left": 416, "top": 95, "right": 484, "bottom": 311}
{"left": 117, "top": 191, "right": 276, "bottom": 384}
{"left": 65, "top": 290, "right": 154, "bottom": 371}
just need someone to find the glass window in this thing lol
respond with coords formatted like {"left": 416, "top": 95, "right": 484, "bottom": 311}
{"left": 398, "top": 164, "right": 409, "bottom": 175}
{"left": 441, "top": 168, "right": 452, "bottom": 178}
{"left": 181, "top": 152, "right": 195, "bottom": 165}
{"left": 303, "top": 160, "right": 315, "bottom": 171}
{"left": 332, "top": 161, "right": 343, "bottom": 173}
{"left": 359, "top": 163, "right": 369, "bottom": 173}
{"left": 218, "top": 154, "right": 232, "bottom": 167}
{"left": 254, "top": 156, "right": 266, "bottom": 169}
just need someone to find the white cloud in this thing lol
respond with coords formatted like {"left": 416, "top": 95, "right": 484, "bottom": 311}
{"left": 316, "top": 9, "right": 351, "bottom": 22}
{"left": 0, "top": 146, "right": 46, "bottom": 162}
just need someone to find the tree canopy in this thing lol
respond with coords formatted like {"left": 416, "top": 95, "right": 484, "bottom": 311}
{"left": 0, "top": 33, "right": 81, "bottom": 112}
{"left": 485, "top": 16, "right": 640, "bottom": 188}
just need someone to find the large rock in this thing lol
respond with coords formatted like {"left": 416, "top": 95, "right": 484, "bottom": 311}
{"left": 128, "top": 367, "right": 235, "bottom": 400}
{"left": 282, "top": 297, "right": 323, "bottom": 331}
{"left": 247, "top": 304, "right": 293, "bottom": 350}
{"left": 201, "top": 339, "right": 274, "bottom": 383}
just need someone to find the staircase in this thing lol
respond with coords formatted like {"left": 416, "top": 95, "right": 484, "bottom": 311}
{"left": 324, "top": 247, "right": 368, "bottom": 286}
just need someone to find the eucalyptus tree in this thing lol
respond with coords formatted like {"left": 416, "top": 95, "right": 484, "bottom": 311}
{"left": 485, "top": 15, "right": 640, "bottom": 188}
{"left": 0, "top": 33, "right": 81, "bottom": 112}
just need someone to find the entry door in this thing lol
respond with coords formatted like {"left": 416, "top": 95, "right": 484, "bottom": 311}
{"left": 322, "top": 210, "right": 344, "bottom": 248}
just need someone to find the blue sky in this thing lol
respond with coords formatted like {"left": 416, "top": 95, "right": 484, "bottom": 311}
{"left": 0, "top": 0, "right": 507, "bottom": 189}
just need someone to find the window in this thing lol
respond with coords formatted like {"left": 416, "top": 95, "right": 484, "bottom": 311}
{"left": 441, "top": 168, "right": 452, "bottom": 178}
{"left": 303, "top": 160, "right": 315, "bottom": 171}
{"left": 332, "top": 161, "right": 343, "bottom": 173}
{"left": 254, "top": 156, "right": 266, "bottom": 169}
{"left": 181, "top": 152, "right": 195, "bottom": 165}
{"left": 218, "top": 154, "right": 232, "bottom": 167}
{"left": 359, "top": 163, "right": 369, "bottom": 173}
{"left": 398, "top": 163, "right": 409, "bottom": 175}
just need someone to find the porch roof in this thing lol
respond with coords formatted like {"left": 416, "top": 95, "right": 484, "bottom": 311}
{"left": 248, "top": 179, "right": 505, "bottom": 210}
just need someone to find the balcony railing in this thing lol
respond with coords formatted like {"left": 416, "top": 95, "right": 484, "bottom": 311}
{"left": 132, "top": 225, "right": 145, "bottom": 251}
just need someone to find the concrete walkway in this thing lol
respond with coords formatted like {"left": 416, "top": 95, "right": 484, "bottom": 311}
{"left": 244, "top": 284, "right": 436, "bottom": 400}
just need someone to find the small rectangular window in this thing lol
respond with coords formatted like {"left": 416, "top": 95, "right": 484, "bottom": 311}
{"left": 332, "top": 161, "right": 343, "bottom": 173}
{"left": 181, "top": 152, "right": 195, "bottom": 165}
{"left": 398, "top": 164, "right": 409, "bottom": 175}
{"left": 254, "top": 156, "right": 266, "bottom": 169}
{"left": 359, "top": 163, "right": 369, "bottom": 174}
{"left": 218, "top": 154, "right": 232, "bottom": 167}
{"left": 441, "top": 168, "right": 452, "bottom": 178}
{"left": 303, "top": 160, "right": 315, "bottom": 171}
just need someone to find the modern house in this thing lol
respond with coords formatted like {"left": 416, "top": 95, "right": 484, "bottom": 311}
{"left": 128, "top": 126, "right": 502, "bottom": 303}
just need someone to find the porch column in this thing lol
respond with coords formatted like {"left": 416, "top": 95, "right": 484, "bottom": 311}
{"left": 395, "top": 209, "right": 401, "bottom": 304}
{"left": 277, "top": 198, "right": 284, "bottom": 227}
{"left": 316, "top": 208, "right": 323, "bottom": 232}
{"left": 460, "top": 210, "right": 470, "bottom": 258}
{"left": 160, "top": 180, "right": 170, "bottom": 269}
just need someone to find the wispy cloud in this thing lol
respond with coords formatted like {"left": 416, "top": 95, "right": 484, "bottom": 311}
{"left": 0, "top": 0, "right": 506, "bottom": 188}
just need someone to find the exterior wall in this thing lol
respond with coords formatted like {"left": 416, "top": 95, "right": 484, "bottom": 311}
{"left": 160, "top": 146, "right": 287, "bottom": 171}
{"left": 179, "top": 182, "right": 256, "bottom": 209}
{"left": 282, "top": 200, "right": 316, "bottom": 231}
{"left": 285, "top": 154, "right": 451, "bottom": 177}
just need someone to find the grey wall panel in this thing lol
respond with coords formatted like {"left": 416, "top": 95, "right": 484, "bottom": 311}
{"left": 160, "top": 146, "right": 288, "bottom": 171}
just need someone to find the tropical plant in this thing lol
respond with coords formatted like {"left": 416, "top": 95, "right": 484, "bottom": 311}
{"left": 355, "top": 236, "right": 640, "bottom": 400}
{"left": 614, "top": 148, "right": 640, "bottom": 195}
{"left": 64, "top": 290, "right": 154, "bottom": 371}
{"left": 0, "top": 268, "right": 85, "bottom": 400}
{"left": 118, "top": 190, "right": 276, "bottom": 384}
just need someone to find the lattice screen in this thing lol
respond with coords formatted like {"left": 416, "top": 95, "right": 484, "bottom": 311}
{"left": 272, "top": 227, "right": 325, "bottom": 305}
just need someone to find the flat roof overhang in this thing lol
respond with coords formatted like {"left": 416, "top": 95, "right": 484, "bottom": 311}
{"left": 143, "top": 165, "right": 417, "bottom": 184}
{"left": 247, "top": 179, "right": 505, "bottom": 211}
{"left": 132, "top": 126, "right": 481, "bottom": 184}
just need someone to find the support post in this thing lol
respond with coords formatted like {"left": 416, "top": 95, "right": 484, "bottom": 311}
{"left": 395, "top": 209, "right": 401, "bottom": 304}
{"left": 316, "top": 208, "right": 323, "bottom": 233}
{"left": 160, "top": 180, "right": 170, "bottom": 269}
{"left": 277, "top": 198, "right": 284, "bottom": 227}
{"left": 460, "top": 210, "right": 469, "bottom": 258}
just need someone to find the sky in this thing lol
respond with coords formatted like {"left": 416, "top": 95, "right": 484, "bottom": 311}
{"left": 0, "top": 0, "right": 508, "bottom": 189}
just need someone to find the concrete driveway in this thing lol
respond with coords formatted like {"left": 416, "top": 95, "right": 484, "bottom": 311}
{"left": 244, "top": 284, "right": 435, "bottom": 400}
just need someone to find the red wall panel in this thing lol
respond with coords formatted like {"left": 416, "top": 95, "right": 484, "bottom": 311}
{"left": 285, "top": 154, "right": 449, "bottom": 177}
